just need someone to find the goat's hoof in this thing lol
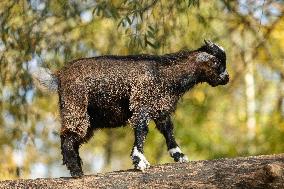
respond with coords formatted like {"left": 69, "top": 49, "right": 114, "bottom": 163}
{"left": 133, "top": 156, "right": 150, "bottom": 172}
{"left": 131, "top": 148, "right": 151, "bottom": 172}
{"left": 70, "top": 170, "right": 84, "bottom": 178}
{"left": 173, "top": 153, "right": 189, "bottom": 163}
{"left": 178, "top": 155, "right": 189, "bottom": 163}
{"left": 137, "top": 159, "right": 150, "bottom": 172}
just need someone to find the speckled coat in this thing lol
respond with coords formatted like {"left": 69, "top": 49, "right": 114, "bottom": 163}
{"left": 33, "top": 40, "right": 229, "bottom": 177}
{"left": 57, "top": 50, "right": 203, "bottom": 140}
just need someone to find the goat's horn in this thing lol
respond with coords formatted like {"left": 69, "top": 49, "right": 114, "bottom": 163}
{"left": 204, "top": 39, "right": 214, "bottom": 46}
{"left": 204, "top": 39, "right": 209, "bottom": 45}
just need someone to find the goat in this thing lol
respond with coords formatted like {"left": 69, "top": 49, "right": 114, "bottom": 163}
{"left": 33, "top": 40, "right": 229, "bottom": 177}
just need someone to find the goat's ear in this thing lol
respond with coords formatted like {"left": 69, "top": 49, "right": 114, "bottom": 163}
{"left": 196, "top": 52, "right": 216, "bottom": 63}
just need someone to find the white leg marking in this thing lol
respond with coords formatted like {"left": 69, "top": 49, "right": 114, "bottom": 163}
{"left": 132, "top": 147, "right": 150, "bottom": 171}
{"left": 168, "top": 147, "right": 189, "bottom": 163}
{"left": 168, "top": 147, "right": 182, "bottom": 156}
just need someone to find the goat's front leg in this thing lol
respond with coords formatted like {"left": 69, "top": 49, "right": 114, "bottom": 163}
{"left": 154, "top": 115, "right": 188, "bottom": 163}
{"left": 130, "top": 115, "right": 150, "bottom": 171}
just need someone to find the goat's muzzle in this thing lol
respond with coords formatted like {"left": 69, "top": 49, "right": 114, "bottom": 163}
{"left": 219, "top": 70, "right": 229, "bottom": 85}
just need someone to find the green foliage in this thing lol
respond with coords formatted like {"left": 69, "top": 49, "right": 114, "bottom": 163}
{"left": 0, "top": 0, "right": 284, "bottom": 179}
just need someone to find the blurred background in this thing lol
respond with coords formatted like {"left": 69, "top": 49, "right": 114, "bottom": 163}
{"left": 0, "top": 0, "right": 283, "bottom": 180}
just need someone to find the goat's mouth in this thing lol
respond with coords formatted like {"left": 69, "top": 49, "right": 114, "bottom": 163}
{"left": 209, "top": 75, "right": 229, "bottom": 87}
{"left": 209, "top": 81, "right": 219, "bottom": 87}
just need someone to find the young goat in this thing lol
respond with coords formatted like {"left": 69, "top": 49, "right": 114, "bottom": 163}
{"left": 33, "top": 40, "right": 229, "bottom": 177}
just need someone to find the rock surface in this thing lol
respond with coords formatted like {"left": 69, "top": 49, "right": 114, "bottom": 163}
{"left": 1, "top": 154, "right": 283, "bottom": 189}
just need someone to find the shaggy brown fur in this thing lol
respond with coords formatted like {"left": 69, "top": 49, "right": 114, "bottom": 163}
{"left": 33, "top": 40, "right": 229, "bottom": 177}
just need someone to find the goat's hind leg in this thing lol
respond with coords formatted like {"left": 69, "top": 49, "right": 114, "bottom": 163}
{"left": 61, "top": 133, "right": 83, "bottom": 177}
{"left": 59, "top": 85, "right": 89, "bottom": 177}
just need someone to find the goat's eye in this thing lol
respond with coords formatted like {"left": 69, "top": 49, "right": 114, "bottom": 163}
{"left": 212, "top": 61, "right": 219, "bottom": 68}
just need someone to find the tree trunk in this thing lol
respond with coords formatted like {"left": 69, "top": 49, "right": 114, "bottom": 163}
{"left": 1, "top": 154, "right": 283, "bottom": 189}
{"left": 245, "top": 56, "right": 256, "bottom": 140}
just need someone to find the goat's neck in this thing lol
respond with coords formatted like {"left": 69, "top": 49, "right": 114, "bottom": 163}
{"left": 159, "top": 60, "right": 200, "bottom": 95}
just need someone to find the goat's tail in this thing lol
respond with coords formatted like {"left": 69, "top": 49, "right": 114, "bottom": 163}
{"left": 31, "top": 67, "right": 58, "bottom": 92}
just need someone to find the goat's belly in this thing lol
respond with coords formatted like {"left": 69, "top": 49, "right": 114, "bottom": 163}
{"left": 87, "top": 97, "right": 132, "bottom": 128}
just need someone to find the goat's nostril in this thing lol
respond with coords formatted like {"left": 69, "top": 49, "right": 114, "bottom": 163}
{"left": 220, "top": 71, "right": 229, "bottom": 79}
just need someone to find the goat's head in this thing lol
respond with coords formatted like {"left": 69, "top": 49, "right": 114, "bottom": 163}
{"left": 196, "top": 40, "right": 229, "bottom": 87}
